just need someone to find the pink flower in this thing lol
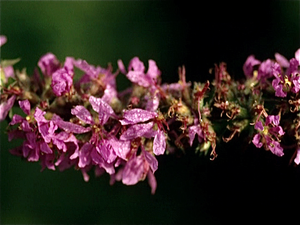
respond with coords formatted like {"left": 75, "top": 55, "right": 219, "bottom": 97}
{"left": 118, "top": 57, "right": 161, "bottom": 88}
{"left": 51, "top": 67, "right": 73, "bottom": 96}
{"left": 257, "top": 59, "right": 274, "bottom": 82}
{"left": 9, "top": 101, "right": 53, "bottom": 163}
{"left": 243, "top": 55, "right": 261, "bottom": 77}
{"left": 70, "top": 96, "right": 123, "bottom": 171}
{"left": 272, "top": 57, "right": 300, "bottom": 97}
{"left": 89, "top": 95, "right": 118, "bottom": 125}
{"left": 188, "top": 123, "right": 204, "bottom": 146}
{"left": 38, "top": 53, "right": 60, "bottom": 77}
{"left": 122, "top": 149, "right": 158, "bottom": 194}
{"left": 119, "top": 108, "right": 157, "bottom": 125}
{"left": 252, "top": 115, "right": 285, "bottom": 157}
{"left": 295, "top": 49, "right": 300, "bottom": 65}
{"left": 294, "top": 148, "right": 300, "bottom": 165}
{"left": 0, "top": 95, "right": 16, "bottom": 121}
{"left": 119, "top": 108, "right": 166, "bottom": 156}
{"left": 50, "top": 56, "right": 74, "bottom": 96}
{"left": 0, "top": 35, "right": 7, "bottom": 46}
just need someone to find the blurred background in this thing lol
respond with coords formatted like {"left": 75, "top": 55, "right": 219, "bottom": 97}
{"left": 1, "top": 0, "right": 300, "bottom": 224}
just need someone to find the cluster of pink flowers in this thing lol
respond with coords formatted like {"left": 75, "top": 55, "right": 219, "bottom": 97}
{"left": 1, "top": 35, "right": 300, "bottom": 193}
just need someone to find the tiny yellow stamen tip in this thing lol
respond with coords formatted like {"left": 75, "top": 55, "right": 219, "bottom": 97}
{"left": 253, "top": 70, "right": 258, "bottom": 78}
{"left": 284, "top": 77, "right": 292, "bottom": 87}
{"left": 26, "top": 116, "right": 31, "bottom": 121}
{"left": 263, "top": 128, "right": 268, "bottom": 135}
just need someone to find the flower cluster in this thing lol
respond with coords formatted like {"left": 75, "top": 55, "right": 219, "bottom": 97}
{"left": 1, "top": 35, "right": 300, "bottom": 193}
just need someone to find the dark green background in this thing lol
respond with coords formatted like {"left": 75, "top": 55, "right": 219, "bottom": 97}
{"left": 1, "top": 1, "right": 300, "bottom": 224}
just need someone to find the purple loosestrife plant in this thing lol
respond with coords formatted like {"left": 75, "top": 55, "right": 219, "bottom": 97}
{"left": 1, "top": 35, "right": 300, "bottom": 193}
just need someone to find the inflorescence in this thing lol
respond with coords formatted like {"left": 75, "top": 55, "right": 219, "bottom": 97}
{"left": 1, "top": 35, "right": 299, "bottom": 193}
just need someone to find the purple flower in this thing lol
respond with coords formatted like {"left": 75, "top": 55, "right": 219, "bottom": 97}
{"left": 34, "top": 107, "right": 81, "bottom": 155}
{"left": 0, "top": 35, "right": 7, "bottom": 46}
{"left": 122, "top": 149, "right": 158, "bottom": 194}
{"left": 257, "top": 59, "right": 274, "bottom": 82}
{"left": 73, "top": 58, "right": 101, "bottom": 79}
{"left": 119, "top": 108, "right": 166, "bottom": 156}
{"left": 34, "top": 108, "right": 57, "bottom": 143}
{"left": 291, "top": 73, "right": 300, "bottom": 93}
{"left": 286, "top": 58, "right": 299, "bottom": 77}
{"left": 266, "top": 137, "right": 284, "bottom": 157}
{"left": 71, "top": 105, "right": 94, "bottom": 125}
{"left": 3, "top": 66, "right": 15, "bottom": 82}
{"left": 118, "top": 57, "right": 161, "bottom": 88}
{"left": 294, "top": 148, "right": 300, "bottom": 165}
{"left": 51, "top": 114, "right": 91, "bottom": 134}
{"left": 243, "top": 55, "right": 261, "bottom": 77}
{"left": 275, "top": 52, "right": 290, "bottom": 68}
{"left": 51, "top": 67, "right": 73, "bottom": 96}
{"left": 252, "top": 133, "right": 263, "bottom": 148}
{"left": 252, "top": 115, "right": 284, "bottom": 157}
{"left": 122, "top": 155, "right": 147, "bottom": 185}
{"left": 38, "top": 53, "right": 60, "bottom": 77}
{"left": 188, "top": 123, "right": 204, "bottom": 146}
{"left": 275, "top": 49, "right": 300, "bottom": 71}
{"left": 18, "top": 99, "right": 31, "bottom": 115}
{"left": 70, "top": 96, "right": 124, "bottom": 169}
{"left": 8, "top": 101, "right": 56, "bottom": 163}
{"left": 153, "top": 129, "right": 166, "bottom": 155}
{"left": 144, "top": 92, "right": 160, "bottom": 112}
{"left": 75, "top": 137, "right": 116, "bottom": 175}
{"left": 120, "top": 108, "right": 157, "bottom": 125}
{"left": 89, "top": 96, "right": 117, "bottom": 125}
{"left": 120, "top": 121, "right": 156, "bottom": 140}
{"left": 295, "top": 49, "right": 300, "bottom": 65}
{"left": 0, "top": 95, "right": 16, "bottom": 121}
{"left": 272, "top": 57, "right": 300, "bottom": 97}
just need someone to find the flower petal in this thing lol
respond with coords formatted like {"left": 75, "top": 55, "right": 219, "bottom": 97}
{"left": 73, "top": 58, "right": 101, "bottom": 79}
{"left": 117, "top": 59, "right": 127, "bottom": 74}
{"left": 18, "top": 100, "right": 30, "bottom": 115}
{"left": 109, "top": 137, "right": 131, "bottom": 160}
{"left": 295, "top": 48, "right": 300, "bottom": 65}
{"left": 188, "top": 124, "right": 203, "bottom": 146}
{"left": 128, "top": 57, "right": 145, "bottom": 72}
{"left": 38, "top": 53, "right": 60, "bottom": 76}
{"left": 89, "top": 96, "right": 116, "bottom": 125}
{"left": 40, "top": 141, "right": 53, "bottom": 154}
{"left": 252, "top": 133, "right": 263, "bottom": 148}
{"left": 0, "top": 35, "right": 7, "bottom": 46}
{"left": 147, "top": 171, "right": 157, "bottom": 195}
{"left": 294, "top": 148, "right": 300, "bottom": 165}
{"left": 254, "top": 121, "right": 264, "bottom": 131}
{"left": 275, "top": 53, "right": 289, "bottom": 68}
{"left": 71, "top": 105, "right": 94, "bottom": 125}
{"left": 52, "top": 114, "right": 91, "bottom": 134}
{"left": 96, "top": 139, "right": 117, "bottom": 164}
{"left": 266, "top": 115, "right": 280, "bottom": 126}
{"left": 51, "top": 67, "right": 73, "bottom": 96}
{"left": 0, "top": 95, "right": 16, "bottom": 121}
{"left": 153, "top": 129, "right": 166, "bottom": 155}
{"left": 243, "top": 55, "right": 261, "bottom": 77}
{"left": 120, "top": 122, "right": 155, "bottom": 140}
{"left": 78, "top": 142, "right": 93, "bottom": 168}
{"left": 267, "top": 139, "right": 284, "bottom": 157}
{"left": 121, "top": 108, "right": 157, "bottom": 125}
{"left": 126, "top": 71, "right": 150, "bottom": 87}
{"left": 146, "top": 59, "right": 161, "bottom": 80}
{"left": 143, "top": 150, "right": 158, "bottom": 173}
{"left": 122, "top": 155, "right": 147, "bottom": 185}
